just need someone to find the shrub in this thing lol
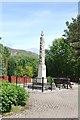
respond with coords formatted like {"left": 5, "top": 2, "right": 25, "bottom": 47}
{"left": 0, "top": 80, "right": 29, "bottom": 113}
{"left": 16, "top": 85, "right": 29, "bottom": 105}
{"left": 47, "top": 76, "right": 54, "bottom": 83}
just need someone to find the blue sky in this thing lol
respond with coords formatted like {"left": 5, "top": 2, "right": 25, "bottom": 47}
{"left": 1, "top": 2, "right": 78, "bottom": 53}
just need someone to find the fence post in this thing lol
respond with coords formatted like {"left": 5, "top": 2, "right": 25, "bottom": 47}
{"left": 23, "top": 76, "right": 25, "bottom": 88}
{"left": 16, "top": 76, "right": 17, "bottom": 86}
{"left": 2, "top": 76, "right": 4, "bottom": 80}
{"left": 32, "top": 79, "right": 34, "bottom": 90}
{"left": 67, "top": 78, "right": 68, "bottom": 89}
{"left": 51, "top": 79, "right": 52, "bottom": 91}
{"left": 42, "top": 77, "right": 44, "bottom": 92}
{"left": 8, "top": 75, "right": 11, "bottom": 83}
{"left": 79, "top": 78, "right": 80, "bottom": 84}
{"left": 26, "top": 77, "right": 27, "bottom": 86}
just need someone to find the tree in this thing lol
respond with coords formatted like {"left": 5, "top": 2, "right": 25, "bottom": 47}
{"left": 0, "top": 44, "right": 4, "bottom": 77}
{"left": 63, "top": 15, "right": 80, "bottom": 82}
{"left": 17, "top": 65, "right": 25, "bottom": 77}
{"left": 29, "top": 58, "right": 38, "bottom": 78}
{"left": 7, "top": 56, "right": 17, "bottom": 75}
{"left": 63, "top": 15, "right": 80, "bottom": 58}
{"left": 46, "top": 38, "right": 73, "bottom": 78}
{"left": 25, "top": 65, "right": 33, "bottom": 77}
{"left": 3, "top": 46, "right": 10, "bottom": 68}
{"left": 0, "top": 44, "right": 10, "bottom": 76}
{"left": 15, "top": 55, "right": 38, "bottom": 78}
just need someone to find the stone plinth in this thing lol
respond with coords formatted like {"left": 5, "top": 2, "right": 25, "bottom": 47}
{"left": 38, "top": 64, "right": 46, "bottom": 83}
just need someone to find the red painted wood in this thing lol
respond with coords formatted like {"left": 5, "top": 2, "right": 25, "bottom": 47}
{"left": 0, "top": 76, "right": 31, "bottom": 83}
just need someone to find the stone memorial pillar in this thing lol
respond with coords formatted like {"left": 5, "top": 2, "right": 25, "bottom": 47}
{"left": 38, "top": 31, "right": 47, "bottom": 83}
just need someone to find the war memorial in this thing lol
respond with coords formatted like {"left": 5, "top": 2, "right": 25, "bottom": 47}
{"left": 38, "top": 31, "right": 47, "bottom": 83}
{"left": 27, "top": 31, "right": 72, "bottom": 92}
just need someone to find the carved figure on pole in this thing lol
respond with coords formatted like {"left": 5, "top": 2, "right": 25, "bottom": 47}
{"left": 38, "top": 31, "right": 47, "bottom": 83}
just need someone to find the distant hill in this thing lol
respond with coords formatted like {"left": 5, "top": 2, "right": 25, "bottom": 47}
{"left": 8, "top": 47, "right": 38, "bottom": 58}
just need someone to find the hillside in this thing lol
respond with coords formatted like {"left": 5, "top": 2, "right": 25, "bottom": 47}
{"left": 8, "top": 47, "right": 38, "bottom": 58}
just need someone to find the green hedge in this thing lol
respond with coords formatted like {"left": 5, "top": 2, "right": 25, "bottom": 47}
{"left": 0, "top": 80, "right": 29, "bottom": 113}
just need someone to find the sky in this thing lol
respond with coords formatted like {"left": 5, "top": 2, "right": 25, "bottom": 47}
{"left": 0, "top": 2, "right": 78, "bottom": 54}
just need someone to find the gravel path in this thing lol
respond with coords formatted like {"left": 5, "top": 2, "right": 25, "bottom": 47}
{"left": 3, "top": 83, "right": 78, "bottom": 118}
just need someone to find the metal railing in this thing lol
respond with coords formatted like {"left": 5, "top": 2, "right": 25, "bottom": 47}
{"left": 24, "top": 77, "right": 54, "bottom": 92}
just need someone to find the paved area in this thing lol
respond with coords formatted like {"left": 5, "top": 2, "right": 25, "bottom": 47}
{"left": 3, "top": 83, "right": 78, "bottom": 118}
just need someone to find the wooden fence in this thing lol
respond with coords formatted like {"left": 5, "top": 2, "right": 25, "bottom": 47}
{"left": 0, "top": 76, "right": 31, "bottom": 83}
